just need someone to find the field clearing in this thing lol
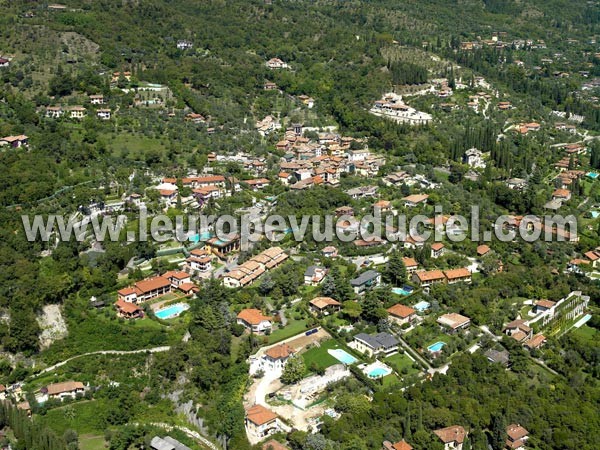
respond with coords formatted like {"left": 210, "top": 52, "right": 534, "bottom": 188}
{"left": 107, "top": 134, "right": 167, "bottom": 159}
{"left": 80, "top": 435, "right": 106, "bottom": 450}
{"left": 302, "top": 338, "right": 357, "bottom": 371}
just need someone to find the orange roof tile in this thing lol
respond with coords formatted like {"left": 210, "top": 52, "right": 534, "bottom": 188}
{"left": 246, "top": 404, "right": 278, "bottom": 426}
{"left": 387, "top": 304, "right": 416, "bottom": 319}
{"left": 415, "top": 270, "right": 445, "bottom": 281}
{"left": 444, "top": 268, "right": 471, "bottom": 280}
{"left": 265, "top": 343, "right": 295, "bottom": 360}
{"left": 310, "top": 297, "right": 341, "bottom": 309}
{"left": 237, "top": 308, "right": 272, "bottom": 325}
{"left": 434, "top": 426, "right": 467, "bottom": 444}
{"left": 401, "top": 257, "right": 418, "bottom": 267}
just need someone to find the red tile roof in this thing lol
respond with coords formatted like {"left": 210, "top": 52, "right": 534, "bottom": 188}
{"left": 444, "top": 268, "right": 471, "bottom": 280}
{"left": 391, "top": 440, "right": 413, "bottom": 450}
{"left": 401, "top": 257, "right": 418, "bottom": 267}
{"left": 477, "top": 244, "right": 491, "bottom": 256}
{"left": 310, "top": 297, "right": 341, "bottom": 309}
{"left": 262, "top": 440, "right": 290, "bottom": 450}
{"left": 387, "top": 304, "right": 416, "bottom": 319}
{"left": 115, "top": 299, "right": 142, "bottom": 314}
{"left": 265, "top": 343, "right": 295, "bottom": 360}
{"left": 237, "top": 308, "right": 272, "bottom": 325}
{"left": 246, "top": 404, "right": 278, "bottom": 426}
{"left": 434, "top": 426, "right": 467, "bottom": 444}
{"left": 46, "top": 381, "right": 84, "bottom": 396}
{"left": 415, "top": 270, "right": 445, "bottom": 281}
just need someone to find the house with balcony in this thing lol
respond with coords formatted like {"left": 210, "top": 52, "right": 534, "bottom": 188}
{"left": 434, "top": 426, "right": 467, "bottom": 450}
{"left": 437, "top": 313, "right": 471, "bottom": 334}
{"left": 387, "top": 304, "right": 417, "bottom": 326}
{"left": 237, "top": 308, "right": 273, "bottom": 334}
{"left": 245, "top": 405, "right": 285, "bottom": 439}
{"left": 44, "top": 381, "right": 85, "bottom": 401}
{"left": 351, "top": 332, "right": 398, "bottom": 357}
{"left": 350, "top": 270, "right": 381, "bottom": 294}
{"left": 304, "top": 266, "right": 328, "bottom": 285}
{"left": 309, "top": 297, "right": 341, "bottom": 315}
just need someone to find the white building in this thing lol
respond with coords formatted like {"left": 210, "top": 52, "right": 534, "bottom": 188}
{"left": 236, "top": 308, "right": 273, "bottom": 333}
{"left": 463, "top": 148, "right": 486, "bottom": 169}
{"left": 97, "top": 109, "right": 111, "bottom": 120}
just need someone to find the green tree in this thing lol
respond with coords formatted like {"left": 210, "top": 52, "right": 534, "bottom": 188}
{"left": 384, "top": 251, "right": 407, "bottom": 286}
{"left": 281, "top": 355, "right": 306, "bottom": 384}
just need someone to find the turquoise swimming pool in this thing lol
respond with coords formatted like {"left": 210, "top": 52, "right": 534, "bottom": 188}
{"left": 428, "top": 341, "right": 446, "bottom": 352}
{"left": 368, "top": 367, "right": 391, "bottom": 378}
{"left": 413, "top": 300, "right": 431, "bottom": 312}
{"left": 328, "top": 348, "right": 358, "bottom": 365}
{"left": 155, "top": 303, "right": 189, "bottom": 319}
{"left": 591, "top": 211, "right": 600, "bottom": 219}
{"left": 587, "top": 172, "right": 599, "bottom": 179}
{"left": 392, "top": 286, "right": 414, "bottom": 296}
{"left": 573, "top": 314, "right": 592, "bottom": 328}
{"left": 189, "top": 231, "right": 212, "bottom": 242}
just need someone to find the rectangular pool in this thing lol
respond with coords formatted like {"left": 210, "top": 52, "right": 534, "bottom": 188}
{"left": 328, "top": 348, "right": 358, "bottom": 365}
{"left": 155, "top": 303, "right": 190, "bottom": 319}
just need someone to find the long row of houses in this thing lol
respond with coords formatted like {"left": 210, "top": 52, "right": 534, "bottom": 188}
{"left": 411, "top": 268, "right": 472, "bottom": 287}
{"left": 45, "top": 105, "right": 111, "bottom": 120}
{"left": 115, "top": 270, "right": 198, "bottom": 318}
{"left": 223, "top": 246, "right": 288, "bottom": 288}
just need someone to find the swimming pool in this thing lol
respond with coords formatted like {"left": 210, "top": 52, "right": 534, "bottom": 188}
{"left": 428, "top": 341, "right": 446, "bottom": 352}
{"left": 155, "top": 303, "right": 190, "bottom": 319}
{"left": 573, "top": 314, "right": 592, "bottom": 328}
{"left": 328, "top": 348, "right": 358, "bottom": 365}
{"left": 189, "top": 231, "right": 212, "bottom": 242}
{"left": 587, "top": 172, "right": 599, "bottom": 179}
{"left": 591, "top": 211, "right": 600, "bottom": 219}
{"left": 368, "top": 367, "right": 391, "bottom": 378}
{"left": 392, "top": 286, "right": 414, "bottom": 296}
{"left": 413, "top": 300, "right": 431, "bottom": 312}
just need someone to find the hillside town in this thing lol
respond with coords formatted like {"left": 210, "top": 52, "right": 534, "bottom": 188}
{"left": 0, "top": 2, "right": 598, "bottom": 450}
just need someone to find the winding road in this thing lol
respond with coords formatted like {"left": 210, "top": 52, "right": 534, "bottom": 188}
{"left": 29, "top": 346, "right": 171, "bottom": 378}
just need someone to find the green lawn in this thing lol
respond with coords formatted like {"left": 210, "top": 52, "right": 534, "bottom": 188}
{"left": 79, "top": 435, "right": 106, "bottom": 450}
{"left": 385, "top": 353, "right": 419, "bottom": 376}
{"left": 40, "top": 400, "right": 105, "bottom": 436}
{"left": 107, "top": 134, "right": 166, "bottom": 159}
{"left": 268, "top": 319, "right": 310, "bottom": 344}
{"left": 572, "top": 324, "right": 597, "bottom": 341}
{"left": 379, "top": 373, "right": 401, "bottom": 388}
{"left": 519, "top": 305, "right": 533, "bottom": 319}
{"left": 302, "top": 339, "right": 355, "bottom": 371}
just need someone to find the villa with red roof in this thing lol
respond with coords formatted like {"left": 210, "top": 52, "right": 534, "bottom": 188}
{"left": 387, "top": 304, "right": 417, "bottom": 326}
{"left": 431, "top": 242, "right": 445, "bottom": 258}
{"left": 506, "top": 423, "right": 529, "bottom": 450}
{"left": 245, "top": 404, "right": 284, "bottom": 439}
{"left": 434, "top": 425, "right": 467, "bottom": 450}
{"left": 258, "top": 343, "right": 296, "bottom": 372}
{"left": 383, "top": 440, "right": 413, "bottom": 450}
{"left": 237, "top": 308, "right": 273, "bottom": 333}
{"left": 114, "top": 299, "right": 143, "bottom": 319}
{"left": 402, "top": 257, "right": 418, "bottom": 274}
{"left": 117, "top": 276, "right": 172, "bottom": 303}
